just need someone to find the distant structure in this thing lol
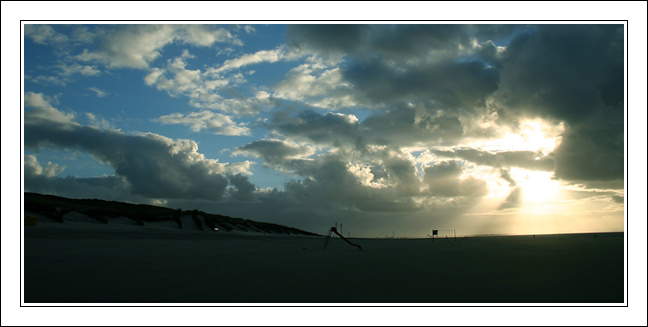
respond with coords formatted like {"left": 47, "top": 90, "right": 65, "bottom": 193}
{"left": 429, "top": 229, "right": 456, "bottom": 242}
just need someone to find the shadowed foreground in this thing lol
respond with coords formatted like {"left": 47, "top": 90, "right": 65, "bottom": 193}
{"left": 23, "top": 224, "right": 624, "bottom": 304}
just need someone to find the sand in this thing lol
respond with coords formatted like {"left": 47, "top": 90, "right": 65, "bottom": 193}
{"left": 22, "top": 215, "right": 625, "bottom": 305}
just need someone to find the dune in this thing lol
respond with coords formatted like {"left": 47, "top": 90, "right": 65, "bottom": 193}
{"left": 22, "top": 217, "right": 625, "bottom": 305}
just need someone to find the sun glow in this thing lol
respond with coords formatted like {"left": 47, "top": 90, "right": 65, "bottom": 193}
{"left": 472, "top": 119, "right": 565, "bottom": 155}
{"left": 511, "top": 168, "right": 562, "bottom": 204}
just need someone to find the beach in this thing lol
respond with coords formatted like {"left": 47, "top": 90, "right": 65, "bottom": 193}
{"left": 23, "top": 216, "right": 624, "bottom": 304}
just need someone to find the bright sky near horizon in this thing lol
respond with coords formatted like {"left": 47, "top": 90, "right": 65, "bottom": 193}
{"left": 22, "top": 23, "right": 626, "bottom": 237}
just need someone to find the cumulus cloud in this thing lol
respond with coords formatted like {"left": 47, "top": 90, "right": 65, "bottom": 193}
{"left": 233, "top": 139, "right": 314, "bottom": 171}
{"left": 283, "top": 24, "right": 501, "bottom": 110}
{"left": 77, "top": 25, "right": 239, "bottom": 69}
{"left": 487, "top": 24, "right": 624, "bottom": 184}
{"left": 24, "top": 93, "right": 255, "bottom": 202}
{"left": 361, "top": 105, "right": 464, "bottom": 147}
{"left": 58, "top": 62, "right": 100, "bottom": 77}
{"left": 342, "top": 59, "right": 499, "bottom": 110}
{"left": 228, "top": 173, "right": 257, "bottom": 202}
{"left": 145, "top": 50, "right": 272, "bottom": 116}
{"left": 24, "top": 154, "right": 66, "bottom": 178}
{"left": 23, "top": 24, "right": 625, "bottom": 236}
{"left": 423, "top": 161, "right": 489, "bottom": 198}
{"left": 273, "top": 63, "right": 357, "bottom": 109}
{"left": 281, "top": 24, "right": 624, "bottom": 189}
{"left": 24, "top": 24, "right": 70, "bottom": 45}
{"left": 268, "top": 109, "right": 360, "bottom": 146}
{"left": 24, "top": 92, "right": 78, "bottom": 127}
{"left": 156, "top": 111, "right": 250, "bottom": 136}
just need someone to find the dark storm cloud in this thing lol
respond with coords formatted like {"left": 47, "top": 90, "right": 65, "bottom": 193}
{"left": 342, "top": 58, "right": 499, "bottom": 109}
{"left": 228, "top": 173, "right": 257, "bottom": 202}
{"left": 494, "top": 24, "right": 624, "bottom": 122}
{"left": 551, "top": 114, "right": 624, "bottom": 183}
{"left": 287, "top": 24, "right": 503, "bottom": 110}
{"left": 269, "top": 109, "right": 360, "bottom": 146}
{"left": 268, "top": 105, "right": 464, "bottom": 151}
{"left": 24, "top": 154, "right": 132, "bottom": 201}
{"left": 232, "top": 139, "right": 313, "bottom": 171}
{"left": 285, "top": 24, "right": 624, "bottom": 187}
{"left": 423, "top": 161, "right": 489, "bottom": 198}
{"left": 491, "top": 24, "right": 624, "bottom": 183}
{"left": 361, "top": 105, "right": 464, "bottom": 146}
{"left": 286, "top": 25, "right": 370, "bottom": 56}
{"left": 286, "top": 24, "right": 477, "bottom": 61}
{"left": 24, "top": 93, "right": 243, "bottom": 201}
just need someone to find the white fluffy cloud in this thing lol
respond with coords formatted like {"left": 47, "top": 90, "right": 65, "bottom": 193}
{"left": 77, "top": 25, "right": 238, "bottom": 69}
{"left": 24, "top": 24, "right": 69, "bottom": 45}
{"left": 157, "top": 110, "right": 250, "bottom": 136}
{"left": 212, "top": 48, "right": 284, "bottom": 73}
{"left": 273, "top": 63, "right": 357, "bottom": 109}
{"left": 24, "top": 92, "right": 78, "bottom": 127}
{"left": 145, "top": 50, "right": 272, "bottom": 116}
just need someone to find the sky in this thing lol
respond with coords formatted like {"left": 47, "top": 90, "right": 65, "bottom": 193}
{"left": 21, "top": 23, "right": 627, "bottom": 237}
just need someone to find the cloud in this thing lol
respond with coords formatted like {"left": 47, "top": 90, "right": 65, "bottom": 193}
{"left": 77, "top": 25, "right": 239, "bottom": 69}
{"left": 283, "top": 25, "right": 508, "bottom": 108}
{"left": 145, "top": 50, "right": 272, "bottom": 116}
{"left": 24, "top": 154, "right": 65, "bottom": 178}
{"left": 22, "top": 24, "right": 626, "bottom": 236}
{"left": 156, "top": 111, "right": 250, "bottom": 136}
{"left": 500, "top": 168, "right": 517, "bottom": 187}
{"left": 212, "top": 48, "right": 284, "bottom": 73}
{"left": 24, "top": 93, "right": 254, "bottom": 202}
{"left": 283, "top": 24, "right": 624, "bottom": 188}
{"left": 361, "top": 105, "right": 464, "bottom": 147}
{"left": 499, "top": 186, "right": 524, "bottom": 209}
{"left": 228, "top": 173, "right": 257, "bottom": 202}
{"left": 24, "top": 24, "right": 69, "bottom": 45}
{"left": 273, "top": 63, "right": 357, "bottom": 109}
{"left": 25, "top": 62, "right": 101, "bottom": 87}
{"left": 431, "top": 148, "right": 555, "bottom": 172}
{"left": 24, "top": 92, "right": 78, "bottom": 127}
{"left": 87, "top": 87, "right": 107, "bottom": 98}
{"left": 550, "top": 114, "right": 624, "bottom": 184}
{"left": 232, "top": 139, "right": 314, "bottom": 171}
{"left": 266, "top": 105, "right": 464, "bottom": 151}
{"left": 84, "top": 112, "right": 114, "bottom": 130}
{"left": 487, "top": 24, "right": 624, "bottom": 183}
{"left": 268, "top": 109, "right": 360, "bottom": 146}
{"left": 342, "top": 57, "right": 499, "bottom": 110}
{"left": 423, "top": 160, "right": 489, "bottom": 198}
{"left": 58, "top": 62, "right": 100, "bottom": 77}
{"left": 24, "top": 154, "right": 135, "bottom": 202}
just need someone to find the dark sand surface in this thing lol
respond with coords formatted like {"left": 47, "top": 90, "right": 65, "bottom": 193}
{"left": 23, "top": 223, "right": 624, "bottom": 304}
